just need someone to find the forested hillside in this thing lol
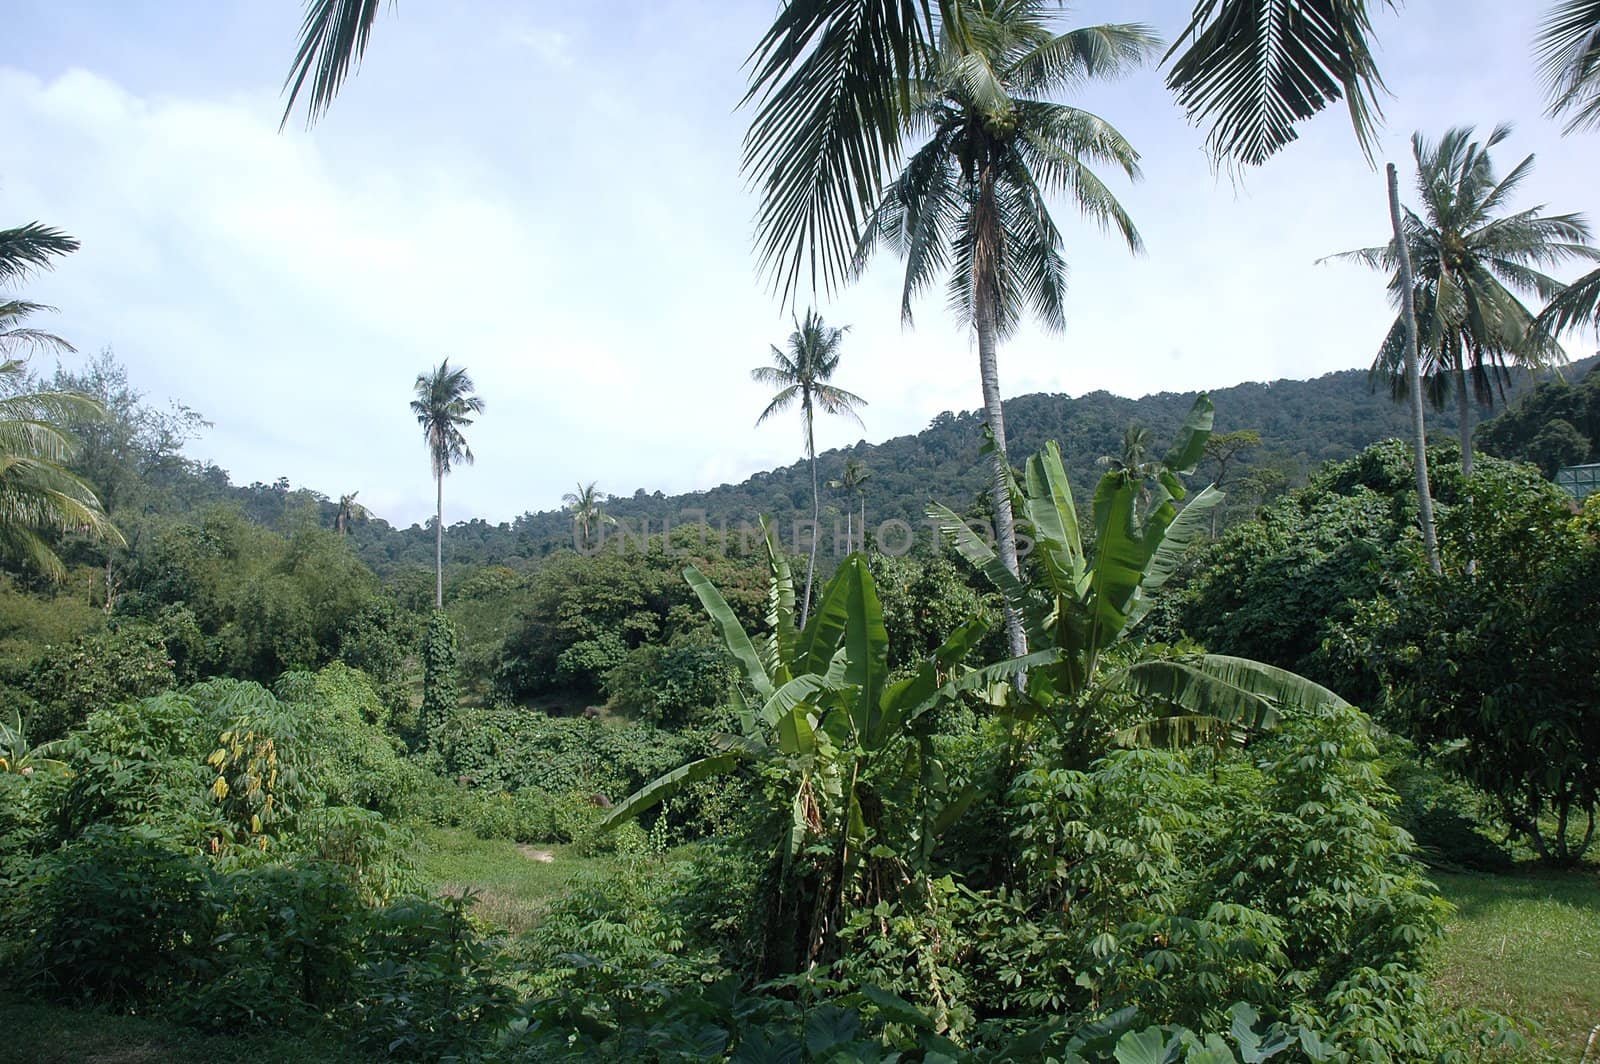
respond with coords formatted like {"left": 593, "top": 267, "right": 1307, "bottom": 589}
{"left": 341, "top": 356, "right": 1598, "bottom": 576}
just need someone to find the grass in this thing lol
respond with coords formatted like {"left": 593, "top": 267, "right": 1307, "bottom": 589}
{"left": 412, "top": 825, "right": 618, "bottom": 931}
{"left": 0, "top": 994, "right": 359, "bottom": 1063}
{"left": 1432, "top": 866, "right": 1600, "bottom": 1060}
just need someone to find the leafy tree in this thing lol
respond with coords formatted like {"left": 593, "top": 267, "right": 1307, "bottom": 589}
{"left": 1525, "top": 417, "right": 1592, "bottom": 475}
{"left": 1336, "top": 476, "right": 1600, "bottom": 864}
{"left": 853, "top": 0, "right": 1150, "bottom": 659}
{"left": 561, "top": 481, "right": 615, "bottom": 552}
{"left": 419, "top": 610, "right": 458, "bottom": 750}
{"left": 1478, "top": 364, "right": 1600, "bottom": 468}
{"left": 410, "top": 360, "right": 484, "bottom": 608}
{"left": 752, "top": 310, "right": 865, "bottom": 625}
{"left": 1328, "top": 125, "right": 1596, "bottom": 476}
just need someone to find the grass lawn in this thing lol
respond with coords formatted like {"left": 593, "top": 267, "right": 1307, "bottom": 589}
{"left": 412, "top": 825, "right": 618, "bottom": 932}
{"left": 1432, "top": 866, "right": 1600, "bottom": 1060}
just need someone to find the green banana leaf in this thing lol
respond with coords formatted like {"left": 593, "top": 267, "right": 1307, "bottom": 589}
{"left": 600, "top": 751, "right": 744, "bottom": 832}
{"left": 686, "top": 565, "right": 774, "bottom": 701}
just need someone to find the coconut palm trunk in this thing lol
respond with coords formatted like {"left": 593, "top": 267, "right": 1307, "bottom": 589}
{"left": 434, "top": 466, "right": 444, "bottom": 608}
{"left": 803, "top": 398, "right": 819, "bottom": 626}
{"left": 1387, "top": 162, "right": 1442, "bottom": 576}
{"left": 973, "top": 170, "right": 1027, "bottom": 660}
{"left": 1453, "top": 362, "right": 1474, "bottom": 477}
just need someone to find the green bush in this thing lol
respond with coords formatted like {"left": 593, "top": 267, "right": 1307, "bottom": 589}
{"left": 16, "top": 825, "right": 212, "bottom": 1005}
{"left": 10, "top": 622, "right": 175, "bottom": 741}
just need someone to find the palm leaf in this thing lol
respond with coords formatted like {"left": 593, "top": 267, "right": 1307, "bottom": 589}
{"left": 686, "top": 564, "right": 775, "bottom": 701}
{"left": 599, "top": 752, "right": 745, "bottom": 832}
{"left": 1164, "top": 0, "right": 1394, "bottom": 166}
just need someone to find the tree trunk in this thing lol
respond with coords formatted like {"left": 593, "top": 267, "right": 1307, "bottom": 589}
{"left": 859, "top": 494, "right": 867, "bottom": 558}
{"left": 801, "top": 403, "right": 818, "bottom": 627}
{"left": 976, "top": 295, "right": 1027, "bottom": 660}
{"left": 1388, "top": 163, "right": 1442, "bottom": 576}
{"left": 434, "top": 470, "right": 444, "bottom": 609}
{"left": 1455, "top": 363, "right": 1474, "bottom": 477}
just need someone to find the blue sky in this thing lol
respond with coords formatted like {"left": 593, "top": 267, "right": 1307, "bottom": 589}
{"left": 5, "top": 1, "right": 1598, "bottom": 527}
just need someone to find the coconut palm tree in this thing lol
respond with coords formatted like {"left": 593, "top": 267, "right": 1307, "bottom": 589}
{"left": 1327, "top": 125, "right": 1597, "bottom": 476}
{"left": 410, "top": 360, "right": 484, "bottom": 608}
{"left": 851, "top": 0, "right": 1148, "bottom": 658}
{"left": 1, "top": 223, "right": 79, "bottom": 360}
{"left": 1532, "top": 3, "right": 1600, "bottom": 341}
{"left": 334, "top": 491, "right": 368, "bottom": 535}
{"left": 562, "top": 481, "right": 616, "bottom": 552}
{"left": 753, "top": 310, "right": 866, "bottom": 625}
{"left": 0, "top": 360, "right": 122, "bottom": 577}
{"left": 827, "top": 457, "right": 871, "bottom": 553}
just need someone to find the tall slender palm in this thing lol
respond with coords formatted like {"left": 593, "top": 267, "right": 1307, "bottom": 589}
{"left": 562, "top": 481, "right": 616, "bottom": 552}
{"left": 1327, "top": 125, "right": 1596, "bottom": 476}
{"left": 410, "top": 360, "right": 484, "bottom": 608}
{"left": 827, "top": 457, "right": 871, "bottom": 552}
{"left": 852, "top": 0, "right": 1148, "bottom": 658}
{"left": 0, "top": 360, "right": 122, "bottom": 577}
{"left": 753, "top": 311, "right": 866, "bottom": 625}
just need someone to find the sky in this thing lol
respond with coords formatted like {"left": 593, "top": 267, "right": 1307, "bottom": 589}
{"left": 5, "top": 1, "right": 1599, "bottom": 528}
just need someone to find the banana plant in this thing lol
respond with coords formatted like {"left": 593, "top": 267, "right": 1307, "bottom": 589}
{"left": 603, "top": 518, "right": 1050, "bottom": 970}
{"left": 931, "top": 395, "right": 1349, "bottom": 757}
{"left": 0, "top": 710, "right": 67, "bottom": 776}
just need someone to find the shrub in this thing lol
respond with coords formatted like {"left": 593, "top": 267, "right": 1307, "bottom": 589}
{"left": 16, "top": 825, "right": 212, "bottom": 1005}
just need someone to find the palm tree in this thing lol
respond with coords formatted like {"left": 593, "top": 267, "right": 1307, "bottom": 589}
{"left": 753, "top": 310, "right": 866, "bottom": 625}
{"left": 334, "top": 491, "right": 368, "bottom": 535}
{"left": 562, "top": 481, "right": 616, "bottom": 552}
{"left": 0, "top": 360, "right": 122, "bottom": 578}
{"left": 410, "top": 360, "right": 484, "bottom": 608}
{"left": 1327, "top": 125, "right": 1597, "bottom": 476}
{"left": 280, "top": 2, "right": 1394, "bottom": 299}
{"left": 1533, "top": 3, "right": 1600, "bottom": 340}
{"left": 827, "top": 457, "right": 871, "bottom": 553}
{"left": 2, "top": 223, "right": 79, "bottom": 360}
{"left": 852, "top": 0, "right": 1148, "bottom": 658}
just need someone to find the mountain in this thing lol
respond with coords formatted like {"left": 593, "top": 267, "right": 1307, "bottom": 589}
{"left": 341, "top": 355, "right": 1599, "bottom": 577}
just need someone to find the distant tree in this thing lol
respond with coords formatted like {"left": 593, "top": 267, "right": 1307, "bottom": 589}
{"left": 853, "top": 1, "right": 1150, "bottom": 658}
{"left": 1329, "top": 125, "right": 1596, "bottom": 476}
{"left": 562, "top": 481, "right": 616, "bottom": 552}
{"left": 1201, "top": 428, "right": 1262, "bottom": 533}
{"left": 752, "top": 310, "right": 865, "bottom": 624}
{"left": 827, "top": 457, "right": 871, "bottom": 553}
{"left": 1096, "top": 424, "right": 1154, "bottom": 474}
{"left": 1526, "top": 417, "right": 1591, "bottom": 475}
{"left": 410, "top": 360, "right": 484, "bottom": 608}
{"left": 335, "top": 491, "right": 368, "bottom": 535}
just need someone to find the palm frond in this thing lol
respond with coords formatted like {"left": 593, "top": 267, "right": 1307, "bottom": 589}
{"left": 1164, "top": 0, "right": 1394, "bottom": 167}
{"left": 1537, "top": 0, "right": 1600, "bottom": 134}
{"left": 280, "top": 0, "right": 391, "bottom": 129}
{"left": 743, "top": 0, "right": 941, "bottom": 300}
